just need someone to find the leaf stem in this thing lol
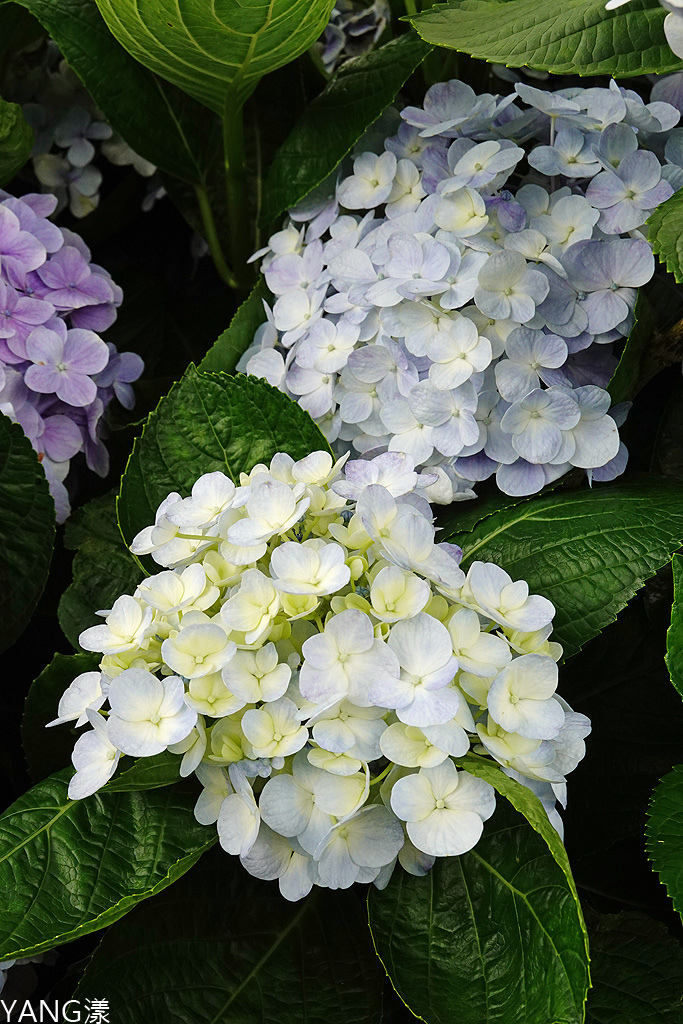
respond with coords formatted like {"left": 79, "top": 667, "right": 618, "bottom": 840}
{"left": 223, "top": 92, "right": 254, "bottom": 292}
{"left": 194, "top": 184, "right": 238, "bottom": 289}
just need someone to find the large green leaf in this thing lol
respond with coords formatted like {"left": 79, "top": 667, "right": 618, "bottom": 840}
{"left": 94, "top": 0, "right": 336, "bottom": 114}
{"left": 0, "top": 413, "right": 54, "bottom": 655}
{"left": 560, "top": 598, "right": 683, "bottom": 861}
{"left": 105, "top": 752, "right": 182, "bottom": 792}
{"left": 261, "top": 33, "right": 431, "bottom": 226}
{"left": 585, "top": 911, "right": 683, "bottom": 1024}
{"left": 648, "top": 187, "right": 683, "bottom": 284}
{"left": 76, "top": 848, "right": 384, "bottom": 1023}
{"left": 11, "top": 0, "right": 210, "bottom": 182}
{"left": 646, "top": 764, "right": 683, "bottom": 919}
{"left": 199, "top": 277, "right": 269, "bottom": 374}
{"left": 407, "top": 0, "right": 683, "bottom": 77}
{"left": 22, "top": 652, "right": 100, "bottom": 782}
{"left": 459, "top": 755, "right": 584, "bottom": 911}
{"left": 0, "top": 770, "right": 214, "bottom": 959}
{"left": 442, "top": 476, "right": 683, "bottom": 658}
{"left": 58, "top": 492, "right": 142, "bottom": 650}
{"left": 0, "top": 94, "right": 32, "bottom": 186}
{"left": 667, "top": 554, "right": 683, "bottom": 701}
{"left": 368, "top": 802, "right": 590, "bottom": 1024}
{"left": 117, "top": 366, "right": 331, "bottom": 551}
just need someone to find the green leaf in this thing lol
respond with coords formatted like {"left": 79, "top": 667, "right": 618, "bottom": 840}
{"left": 608, "top": 292, "right": 654, "bottom": 407}
{"left": 459, "top": 755, "right": 585, "bottom": 912}
{"left": 560, "top": 598, "right": 683, "bottom": 857}
{"left": 0, "top": 413, "right": 54, "bottom": 655}
{"left": 199, "top": 277, "right": 269, "bottom": 374}
{"left": 368, "top": 802, "right": 590, "bottom": 1024}
{"left": 11, "top": 0, "right": 210, "bottom": 182}
{"left": 93, "top": 0, "right": 336, "bottom": 114}
{"left": 58, "top": 492, "right": 142, "bottom": 650}
{"left": 667, "top": 553, "right": 683, "bottom": 701}
{"left": 117, "top": 366, "right": 331, "bottom": 551}
{"left": 261, "top": 33, "right": 431, "bottom": 226}
{"left": 442, "top": 476, "right": 683, "bottom": 658}
{"left": 0, "top": 769, "right": 214, "bottom": 959}
{"left": 22, "top": 652, "right": 100, "bottom": 783}
{"left": 76, "top": 848, "right": 384, "bottom": 1023}
{"left": 648, "top": 187, "right": 683, "bottom": 284}
{"left": 585, "top": 911, "right": 683, "bottom": 1024}
{"left": 647, "top": 764, "right": 683, "bottom": 919}
{"left": 105, "top": 751, "right": 181, "bottom": 792}
{"left": 407, "top": 0, "right": 683, "bottom": 77}
{"left": 0, "top": 94, "right": 32, "bottom": 186}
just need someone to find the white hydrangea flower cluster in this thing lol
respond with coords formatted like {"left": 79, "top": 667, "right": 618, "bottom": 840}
{"left": 243, "top": 77, "right": 682, "bottom": 502}
{"left": 53, "top": 450, "right": 589, "bottom": 898}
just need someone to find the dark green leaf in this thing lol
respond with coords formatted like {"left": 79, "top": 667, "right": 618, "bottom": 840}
{"left": 0, "top": 4, "right": 44, "bottom": 70}
{"left": 0, "top": 413, "right": 54, "bottom": 655}
{"left": 0, "top": 94, "right": 32, "bottom": 185}
{"left": 22, "top": 652, "right": 100, "bottom": 783}
{"left": 11, "top": 0, "right": 210, "bottom": 182}
{"left": 560, "top": 598, "right": 683, "bottom": 861}
{"left": 105, "top": 751, "right": 181, "bottom": 792}
{"left": 261, "top": 33, "right": 431, "bottom": 226}
{"left": 608, "top": 292, "right": 655, "bottom": 406}
{"left": 368, "top": 802, "right": 590, "bottom": 1024}
{"left": 199, "top": 277, "right": 269, "bottom": 374}
{"left": 442, "top": 476, "right": 683, "bottom": 658}
{"left": 648, "top": 186, "right": 683, "bottom": 284}
{"left": 585, "top": 911, "right": 683, "bottom": 1024}
{"left": 667, "top": 553, "right": 683, "bottom": 701}
{"left": 76, "top": 848, "right": 384, "bottom": 1023}
{"left": 0, "top": 769, "right": 214, "bottom": 959}
{"left": 94, "top": 0, "right": 336, "bottom": 113}
{"left": 58, "top": 492, "right": 142, "bottom": 650}
{"left": 647, "top": 764, "right": 683, "bottom": 919}
{"left": 459, "top": 755, "right": 584, "bottom": 910}
{"left": 117, "top": 366, "right": 331, "bottom": 551}
{"left": 407, "top": 0, "right": 683, "bottom": 77}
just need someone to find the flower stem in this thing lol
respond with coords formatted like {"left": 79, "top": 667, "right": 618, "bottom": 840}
{"left": 369, "top": 764, "right": 393, "bottom": 786}
{"left": 194, "top": 184, "right": 238, "bottom": 290}
{"left": 223, "top": 91, "right": 254, "bottom": 292}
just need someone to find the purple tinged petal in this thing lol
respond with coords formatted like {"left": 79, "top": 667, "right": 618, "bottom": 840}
{"left": 56, "top": 372, "right": 98, "bottom": 407}
{"left": 63, "top": 329, "right": 110, "bottom": 374}
{"left": 25, "top": 326, "right": 64, "bottom": 365}
{"left": 41, "top": 414, "right": 83, "bottom": 461}
{"left": 24, "top": 362, "right": 62, "bottom": 395}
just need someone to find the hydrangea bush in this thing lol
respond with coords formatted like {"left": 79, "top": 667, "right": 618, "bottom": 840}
{"left": 3, "top": 0, "right": 683, "bottom": 1017}
{"left": 54, "top": 450, "right": 589, "bottom": 898}
{"left": 0, "top": 188, "right": 143, "bottom": 518}
{"left": 244, "top": 77, "right": 680, "bottom": 501}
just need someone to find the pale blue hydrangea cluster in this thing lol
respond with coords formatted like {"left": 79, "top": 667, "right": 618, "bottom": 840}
{"left": 0, "top": 189, "right": 143, "bottom": 519}
{"left": 8, "top": 44, "right": 159, "bottom": 217}
{"left": 244, "top": 78, "right": 681, "bottom": 502}
{"left": 53, "top": 451, "right": 590, "bottom": 900}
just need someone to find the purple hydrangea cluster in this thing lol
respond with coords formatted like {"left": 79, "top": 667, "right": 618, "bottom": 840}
{"left": 315, "top": 0, "right": 391, "bottom": 74}
{"left": 244, "top": 78, "right": 680, "bottom": 503}
{"left": 0, "top": 189, "right": 143, "bottom": 520}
